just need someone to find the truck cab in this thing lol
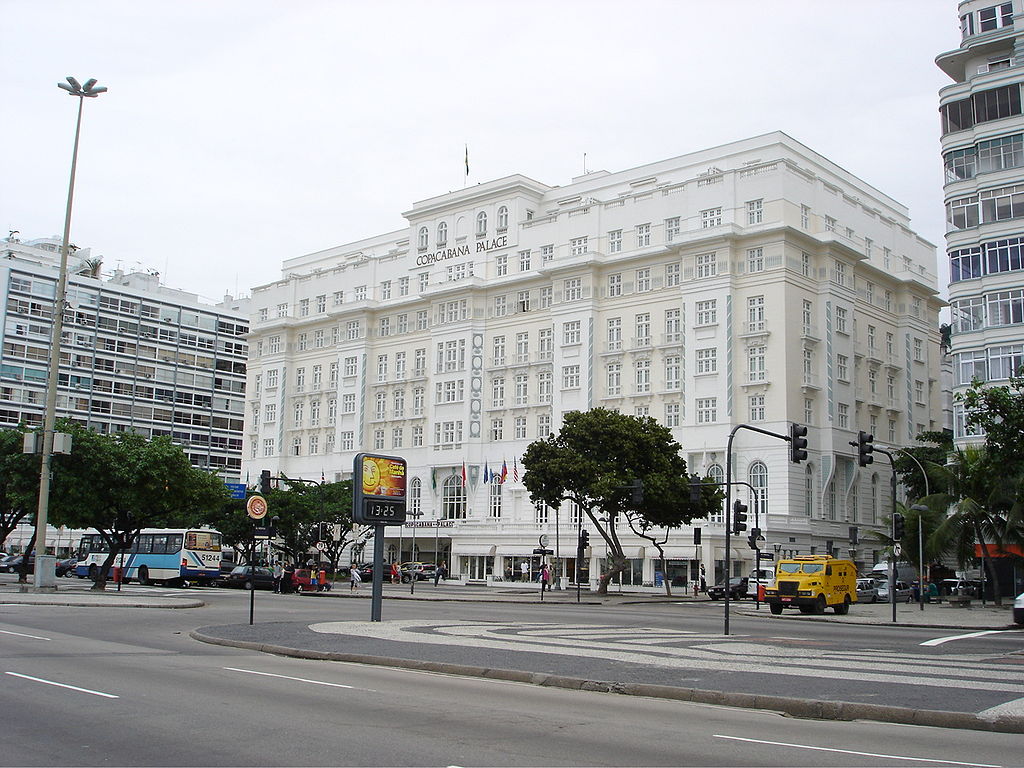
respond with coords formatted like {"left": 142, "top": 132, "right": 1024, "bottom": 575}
{"left": 764, "top": 555, "right": 857, "bottom": 615}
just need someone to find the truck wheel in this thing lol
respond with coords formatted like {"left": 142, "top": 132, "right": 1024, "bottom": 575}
{"left": 769, "top": 603, "right": 783, "bottom": 615}
{"left": 834, "top": 596, "right": 850, "bottom": 615}
{"left": 814, "top": 595, "right": 827, "bottom": 615}
{"left": 799, "top": 605, "right": 814, "bottom": 614}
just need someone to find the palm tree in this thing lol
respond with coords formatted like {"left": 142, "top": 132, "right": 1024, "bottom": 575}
{"left": 920, "top": 446, "right": 1023, "bottom": 606}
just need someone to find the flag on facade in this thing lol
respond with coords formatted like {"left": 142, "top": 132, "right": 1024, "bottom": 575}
{"left": 321, "top": 469, "right": 326, "bottom": 484}
{"left": 513, "top": 457, "right": 519, "bottom": 482}
{"left": 461, "top": 461, "right": 467, "bottom": 488}
{"left": 465, "top": 144, "right": 469, "bottom": 177}
{"left": 500, "top": 459, "right": 508, "bottom": 484}
{"left": 483, "top": 464, "right": 490, "bottom": 484}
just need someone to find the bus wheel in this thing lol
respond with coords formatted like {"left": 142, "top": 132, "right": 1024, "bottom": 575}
{"left": 769, "top": 603, "right": 783, "bottom": 615}
{"left": 137, "top": 566, "right": 150, "bottom": 586}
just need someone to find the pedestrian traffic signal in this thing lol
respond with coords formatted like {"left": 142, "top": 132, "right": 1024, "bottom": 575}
{"left": 789, "top": 422, "right": 808, "bottom": 464}
{"left": 732, "top": 500, "right": 748, "bottom": 535}
{"left": 693, "top": 527, "right": 702, "bottom": 546}
{"left": 260, "top": 469, "right": 272, "bottom": 495}
{"left": 892, "top": 512, "right": 905, "bottom": 541}
{"left": 318, "top": 522, "right": 331, "bottom": 542}
{"left": 689, "top": 475, "right": 701, "bottom": 503}
{"left": 629, "top": 478, "right": 644, "bottom": 506}
{"left": 855, "top": 431, "right": 874, "bottom": 467}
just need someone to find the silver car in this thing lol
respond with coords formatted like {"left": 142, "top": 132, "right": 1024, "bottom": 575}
{"left": 876, "top": 579, "right": 913, "bottom": 602}
{"left": 856, "top": 577, "right": 879, "bottom": 603}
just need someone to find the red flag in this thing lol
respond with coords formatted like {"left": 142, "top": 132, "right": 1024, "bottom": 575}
{"left": 500, "top": 459, "right": 508, "bottom": 484}
{"left": 461, "top": 461, "right": 467, "bottom": 488}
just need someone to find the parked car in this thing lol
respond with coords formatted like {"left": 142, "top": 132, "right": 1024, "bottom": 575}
{"left": 876, "top": 579, "right": 913, "bottom": 602}
{"left": 708, "top": 577, "right": 748, "bottom": 600}
{"left": 220, "top": 565, "right": 275, "bottom": 590}
{"left": 401, "top": 562, "right": 436, "bottom": 582}
{"left": 0, "top": 553, "right": 18, "bottom": 572}
{"left": 856, "top": 578, "right": 880, "bottom": 603}
{"left": 938, "top": 578, "right": 981, "bottom": 597}
{"left": 291, "top": 568, "right": 319, "bottom": 593}
{"left": 1014, "top": 591, "right": 1024, "bottom": 626}
{"left": 55, "top": 557, "right": 79, "bottom": 577}
{"left": 1, "top": 554, "right": 29, "bottom": 573}
{"left": 357, "top": 563, "right": 378, "bottom": 582}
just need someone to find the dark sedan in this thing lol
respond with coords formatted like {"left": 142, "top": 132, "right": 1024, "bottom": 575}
{"left": 219, "top": 565, "right": 275, "bottom": 590}
{"left": 707, "top": 577, "right": 748, "bottom": 600}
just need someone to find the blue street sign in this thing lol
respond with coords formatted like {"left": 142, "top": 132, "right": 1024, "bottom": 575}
{"left": 225, "top": 482, "right": 247, "bottom": 500}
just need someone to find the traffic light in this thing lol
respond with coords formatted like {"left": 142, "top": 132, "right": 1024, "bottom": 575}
{"left": 578, "top": 529, "right": 590, "bottom": 551}
{"left": 318, "top": 522, "right": 331, "bottom": 542}
{"left": 856, "top": 431, "right": 874, "bottom": 467}
{"left": 693, "top": 527, "right": 702, "bottom": 545}
{"left": 260, "top": 469, "right": 272, "bottom": 495}
{"left": 689, "top": 475, "right": 701, "bottom": 503}
{"left": 732, "top": 500, "right": 748, "bottom": 535}
{"left": 789, "top": 422, "right": 808, "bottom": 464}
{"left": 629, "top": 478, "right": 644, "bottom": 506}
{"left": 892, "top": 512, "right": 905, "bottom": 541}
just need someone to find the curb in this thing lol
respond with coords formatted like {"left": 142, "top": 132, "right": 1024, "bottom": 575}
{"left": 0, "top": 595, "right": 205, "bottom": 609}
{"left": 731, "top": 607, "right": 1022, "bottom": 632}
{"left": 190, "top": 629, "right": 1024, "bottom": 734}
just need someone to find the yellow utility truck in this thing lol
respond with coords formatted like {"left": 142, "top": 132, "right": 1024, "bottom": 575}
{"left": 764, "top": 555, "right": 857, "bottom": 615}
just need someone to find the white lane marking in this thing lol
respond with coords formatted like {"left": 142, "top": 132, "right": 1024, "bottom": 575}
{"left": 0, "top": 629, "right": 50, "bottom": 641}
{"left": 714, "top": 735, "right": 1000, "bottom": 767}
{"left": 920, "top": 630, "right": 1006, "bottom": 647}
{"left": 5, "top": 671, "right": 118, "bottom": 699}
{"left": 223, "top": 666, "right": 375, "bottom": 692}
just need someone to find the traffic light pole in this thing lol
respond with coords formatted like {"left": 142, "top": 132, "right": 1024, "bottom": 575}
{"left": 871, "top": 447, "right": 899, "bottom": 624}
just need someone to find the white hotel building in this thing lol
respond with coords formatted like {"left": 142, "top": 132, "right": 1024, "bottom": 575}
{"left": 244, "top": 132, "right": 942, "bottom": 588}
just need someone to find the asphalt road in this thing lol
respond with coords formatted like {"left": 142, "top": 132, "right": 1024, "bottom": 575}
{"left": 0, "top": 581, "right": 1022, "bottom": 767}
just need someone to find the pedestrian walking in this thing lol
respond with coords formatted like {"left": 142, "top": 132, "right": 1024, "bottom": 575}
{"left": 272, "top": 562, "right": 283, "bottom": 593}
{"left": 505, "top": 566, "right": 513, "bottom": 582}
{"left": 310, "top": 569, "right": 319, "bottom": 591}
{"left": 520, "top": 561, "right": 529, "bottom": 582}
{"left": 433, "top": 563, "right": 446, "bottom": 586}
{"left": 540, "top": 563, "right": 550, "bottom": 594}
{"left": 390, "top": 562, "right": 400, "bottom": 584}
{"left": 350, "top": 567, "right": 361, "bottom": 590}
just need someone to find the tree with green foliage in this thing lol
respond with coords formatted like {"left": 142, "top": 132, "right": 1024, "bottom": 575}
{"left": 959, "top": 373, "right": 1024, "bottom": 474}
{"left": 45, "top": 420, "right": 228, "bottom": 590}
{"left": 522, "top": 408, "right": 723, "bottom": 594}
{"left": 0, "top": 426, "right": 42, "bottom": 560}
{"left": 892, "top": 430, "right": 953, "bottom": 502}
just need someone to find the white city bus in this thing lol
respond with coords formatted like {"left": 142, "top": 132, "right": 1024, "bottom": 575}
{"left": 74, "top": 528, "right": 222, "bottom": 586}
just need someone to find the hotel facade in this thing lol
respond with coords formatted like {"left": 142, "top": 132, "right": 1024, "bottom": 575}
{"left": 938, "top": 0, "right": 1024, "bottom": 444}
{"left": 243, "top": 132, "right": 942, "bottom": 588}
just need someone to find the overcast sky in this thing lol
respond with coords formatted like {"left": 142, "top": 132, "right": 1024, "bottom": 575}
{"left": 3, "top": 0, "right": 959, "bottom": 305}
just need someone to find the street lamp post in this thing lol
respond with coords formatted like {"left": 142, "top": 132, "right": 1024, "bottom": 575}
{"left": 33, "top": 77, "right": 106, "bottom": 589}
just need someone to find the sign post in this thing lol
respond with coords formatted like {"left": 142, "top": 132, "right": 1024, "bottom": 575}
{"left": 353, "top": 453, "right": 408, "bottom": 621}
{"left": 246, "top": 494, "right": 268, "bottom": 625}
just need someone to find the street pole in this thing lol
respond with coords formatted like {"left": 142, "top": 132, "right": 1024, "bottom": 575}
{"left": 34, "top": 77, "right": 106, "bottom": 589}
{"left": 898, "top": 450, "right": 931, "bottom": 612}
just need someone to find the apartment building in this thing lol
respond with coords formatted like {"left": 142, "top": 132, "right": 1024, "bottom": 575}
{"left": 939, "top": 0, "right": 1024, "bottom": 442}
{"left": 244, "top": 132, "right": 942, "bottom": 587}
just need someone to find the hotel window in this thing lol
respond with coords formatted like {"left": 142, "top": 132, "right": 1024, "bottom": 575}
{"left": 312, "top": 364, "right": 322, "bottom": 390}
{"left": 835, "top": 306, "right": 848, "bottom": 334}
{"left": 563, "top": 365, "right": 581, "bottom": 389}
{"left": 277, "top": 303, "right": 288, "bottom": 318}
{"left": 518, "top": 290, "right": 531, "bottom": 313}
{"left": 607, "top": 362, "right": 622, "bottom": 395}
{"left": 344, "top": 356, "right": 357, "bottom": 376}
{"left": 608, "top": 229, "right": 622, "bottom": 253}
{"left": 396, "top": 314, "right": 408, "bottom": 335}
{"left": 378, "top": 317, "right": 391, "bottom": 337}
{"left": 346, "top": 321, "right": 361, "bottom": 340}
{"left": 695, "top": 299, "right": 716, "bottom": 326}
{"left": 665, "top": 262, "right": 680, "bottom": 287}
{"left": 865, "top": 282, "right": 874, "bottom": 306}
{"left": 748, "top": 295, "right": 765, "bottom": 332}
{"left": 327, "top": 398, "right": 337, "bottom": 425}
{"left": 607, "top": 317, "right": 622, "bottom": 350}
{"left": 804, "top": 397, "right": 814, "bottom": 424}
{"left": 415, "top": 310, "right": 428, "bottom": 331}
{"left": 564, "top": 278, "right": 583, "bottom": 301}
{"left": 884, "top": 291, "right": 893, "bottom": 312}
{"left": 883, "top": 248, "right": 892, "bottom": 270}
{"left": 354, "top": 286, "right": 367, "bottom": 301}
{"left": 749, "top": 394, "right": 765, "bottom": 421}
{"left": 635, "top": 313, "right": 651, "bottom": 346}
{"left": 825, "top": 216, "right": 836, "bottom": 232}
{"left": 493, "top": 335, "right": 505, "bottom": 365}
{"left": 373, "top": 430, "right": 385, "bottom": 450}
{"left": 665, "top": 402, "right": 680, "bottom": 427}
{"left": 376, "top": 355, "right": 388, "bottom": 383}
{"left": 540, "top": 286, "right": 552, "bottom": 308}
{"left": 636, "top": 223, "right": 651, "bottom": 247}
{"left": 538, "top": 370, "right": 552, "bottom": 403}
{"left": 696, "top": 397, "right": 717, "bottom": 423}
{"left": 837, "top": 402, "right": 849, "bottom": 429}
{"left": 496, "top": 255, "right": 508, "bottom": 276}
{"left": 491, "top": 418, "right": 503, "bottom": 441}
{"left": 268, "top": 336, "right": 281, "bottom": 354}
{"left": 266, "top": 369, "right": 279, "bottom": 389}
{"left": 518, "top": 250, "right": 531, "bottom": 271}
{"left": 570, "top": 236, "right": 588, "bottom": 256}
{"left": 413, "top": 348, "right": 426, "bottom": 377}
{"left": 539, "top": 328, "right": 553, "bottom": 358}
{"left": 869, "top": 367, "right": 878, "bottom": 394}
{"left": 295, "top": 367, "right": 306, "bottom": 391}
{"left": 537, "top": 413, "right": 551, "bottom": 437}
{"left": 316, "top": 294, "right": 326, "bottom": 313}
{"left": 314, "top": 329, "right": 325, "bottom": 348}
{"left": 493, "top": 295, "right": 507, "bottom": 317}
{"left": 665, "top": 308, "right": 680, "bottom": 341}
{"left": 393, "top": 389, "right": 405, "bottom": 416}
{"left": 333, "top": 291, "right": 344, "bottom": 306}
{"left": 514, "top": 374, "right": 528, "bottom": 405}
{"left": 913, "top": 337, "right": 924, "bottom": 361}
{"left": 696, "top": 252, "right": 716, "bottom": 278}
{"left": 665, "top": 217, "right": 680, "bottom": 241}
{"left": 801, "top": 205, "right": 810, "bottom": 229}
{"left": 435, "top": 420, "right": 464, "bottom": 449}
{"left": 635, "top": 359, "right": 651, "bottom": 393}
{"left": 887, "top": 374, "right": 896, "bottom": 399}
{"left": 297, "top": 333, "right": 308, "bottom": 351}
{"left": 263, "top": 438, "right": 275, "bottom": 457}
{"left": 563, "top": 320, "right": 581, "bottom": 345}
{"left": 836, "top": 354, "right": 849, "bottom": 381}
{"left": 332, "top": 326, "right": 340, "bottom": 344}
{"left": 515, "top": 332, "right": 529, "bottom": 361}
{"left": 375, "top": 392, "right": 387, "bottom": 419}
{"left": 514, "top": 417, "right": 527, "bottom": 439}
{"left": 696, "top": 347, "right": 717, "bottom": 374}
{"left": 747, "top": 346, "right": 766, "bottom": 382}
{"left": 489, "top": 484, "right": 503, "bottom": 518}
{"left": 380, "top": 281, "right": 392, "bottom": 301}
{"left": 608, "top": 273, "right": 622, "bottom": 297}
{"left": 399, "top": 276, "right": 410, "bottom": 296}
{"left": 257, "top": 307, "right": 268, "bottom": 322}
{"left": 437, "top": 221, "right": 447, "bottom": 246}
{"left": 801, "top": 251, "right": 811, "bottom": 277}
{"left": 497, "top": 206, "right": 508, "bottom": 230}
{"left": 491, "top": 376, "right": 504, "bottom": 407}
{"left": 419, "top": 272, "right": 429, "bottom": 292}
{"left": 635, "top": 406, "right": 650, "bottom": 418}
{"left": 418, "top": 227, "right": 429, "bottom": 250}
{"left": 746, "top": 199, "right": 763, "bottom": 225}
{"left": 341, "top": 431, "right": 354, "bottom": 451}
{"left": 665, "top": 355, "right": 681, "bottom": 389}
{"left": 833, "top": 261, "right": 847, "bottom": 287}
{"left": 636, "top": 268, "right": 651, "bottom": 292}
{"left": 541, "top": 244, "right": 553, "bottom": 262}
{"left": 413, "top": 387, "right": 425, "bottom": 415}
{"left": 747, "top": 247, "right": 764, "bottom": 273}
{"left": 888, "top": 419, "right": 897, "bottom": 443}
{"left": 391, "top": 428, "right": 403, "bottom": 449}
{"left": 476, "top": 211, "right": 487, "bottom": 236}
{"left": 698, "top": 208, "right": 720, "bottom": 229}
{"left": 978, "top": 3, "right": 1013, "bottom": 32}
{"left": 915, "top": 379, "right": 925, "bottom": 403}
{"left": 437, "top": 379, "right": 464, "bottom": 404}
{"left": 264, "top": 403, "right": 277, "bottom": 423}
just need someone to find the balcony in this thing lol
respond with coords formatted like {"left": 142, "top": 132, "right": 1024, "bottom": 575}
{"left": 801, "top": 373, "right": 821, "bottom": 390}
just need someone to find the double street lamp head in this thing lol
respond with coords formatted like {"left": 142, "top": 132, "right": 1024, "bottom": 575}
{"left": 57, "top": 76, "right": 107, "bottom": 98}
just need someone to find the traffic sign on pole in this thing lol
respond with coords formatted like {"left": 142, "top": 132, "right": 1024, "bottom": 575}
{"left": 246, "top": 495, "right": 268, "bottom": 520}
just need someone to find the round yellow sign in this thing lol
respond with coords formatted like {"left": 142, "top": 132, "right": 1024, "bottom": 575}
{"left": 246, "top": 494, "right": 268, "bottom": 520}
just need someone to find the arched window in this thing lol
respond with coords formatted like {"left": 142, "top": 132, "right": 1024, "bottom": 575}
{"left": 804, "top": 465, "right": 814, "bottom": 516}
{"left": 437, "top": 221, "right": 448, "bottom": 246}
{"left": 476, "top": 211, "right": 488, "bottom": 236}
{"left": 707, "top": 464, "right": 725, "bottom": 523}
{"left": 442, "top": 474, "right": 466, "bottom": 519}
{"left": 410, "top": 477, "right": 422, "bottom": 515}
{"left": 749, "top": 461, "right": 768, "bottom": 520}
{"left": 497, "top": 206, "right": 509, "bottom": 230}
{"left": 418, "top": 227, "right": 429, "bottom": 250}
